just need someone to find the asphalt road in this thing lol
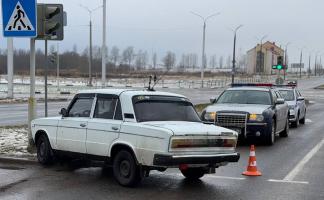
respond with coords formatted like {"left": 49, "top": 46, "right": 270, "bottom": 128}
{"left": 1, "top": 77, "right": 324, "bottom": 126}
{"left": 0, "top": 100, "right": 323, "bottom": 200}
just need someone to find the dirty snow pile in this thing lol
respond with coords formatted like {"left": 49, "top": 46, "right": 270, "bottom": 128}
{"left": 0, "top": 127, "right": 33, "bottom": 157}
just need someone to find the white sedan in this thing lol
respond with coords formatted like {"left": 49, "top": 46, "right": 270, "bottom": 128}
{"left": 32, "top": 89, "right": 239, "bottom": 187}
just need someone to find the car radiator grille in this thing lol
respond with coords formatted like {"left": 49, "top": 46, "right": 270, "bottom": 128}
{"left": 216, "top": 113, "right": 247, "bottom": 128}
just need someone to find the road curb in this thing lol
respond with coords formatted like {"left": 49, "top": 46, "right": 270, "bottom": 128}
{"left": 0, "top": 156, "right": 38, "bottom": 165}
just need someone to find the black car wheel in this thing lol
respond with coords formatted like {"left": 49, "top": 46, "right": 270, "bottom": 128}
{"left": 180, "top": 168, "right": 205, "bottom": 180}
{"left": 113, "top": 150, "right": 142, "bottom": 187}
{"left": 265, "top": 119, "right": 276, "bottom": 145}
{"left": 291, "top": 113, "right": 299, "bottom": 128}
{"left": 299, "top": 110, "right": 306, "bottom": 124}
{"left": 36, "top": 134, "right": 54, "bottom": 165}
{"left": 280, "top": 118, "right": 289, "bottom": 137}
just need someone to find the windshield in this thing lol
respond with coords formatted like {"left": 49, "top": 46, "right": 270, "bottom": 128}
{"left": 217, "top": 90, "right": 272, "bottom": 105}
{"left": 278, "top": 90, "right": 295, "bottom": 101}
{"left": 133, "top": 95, "right": 201, "bottom": 122}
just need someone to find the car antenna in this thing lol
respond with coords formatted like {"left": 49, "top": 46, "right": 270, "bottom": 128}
{"left": 150, "top": 67, "right": 172, "bottom": 91}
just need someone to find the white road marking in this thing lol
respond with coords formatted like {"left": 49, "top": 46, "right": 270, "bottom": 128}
{"left": 305, "top": 119, "right": 312, "bottom": 123}
{"left": 205, "top": 175, "right": 246, "bottom": 180}
{"left": 268, "top": 179, "right": 309, "bottom": 184}
{"left": 283, "top": 139, "right": 324, "bottom": 181}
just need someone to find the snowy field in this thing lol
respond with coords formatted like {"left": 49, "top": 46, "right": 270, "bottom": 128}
{"left": 0, "top": 127, "right": 34, "bottom": 157}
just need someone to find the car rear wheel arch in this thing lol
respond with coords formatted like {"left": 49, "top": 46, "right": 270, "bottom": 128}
{"left": 110, "top": 144, "right": 138, "bottom": 164}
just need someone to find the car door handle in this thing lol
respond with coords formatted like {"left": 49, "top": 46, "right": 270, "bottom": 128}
{"left": 80, "top": 123, "right": 87, "bottom": 128}
{"left": 112, "top": 126, "right": 119, "bottom": 131}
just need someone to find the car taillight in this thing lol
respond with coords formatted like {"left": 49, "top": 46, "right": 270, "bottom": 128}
{"left": 170, "top": 136, "right": 237, "bottom": 150}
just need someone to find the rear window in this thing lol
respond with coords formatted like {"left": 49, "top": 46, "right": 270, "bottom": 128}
{"left": 278, "top": 90, "right": 295, "bottom": 101}
{"left": 132, "top": 95, "right": 201, "bottom": 122}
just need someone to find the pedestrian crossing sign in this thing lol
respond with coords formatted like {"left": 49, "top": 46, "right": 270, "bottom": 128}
{"left": 1, "top": 0, "right": 37, "bottom": 37}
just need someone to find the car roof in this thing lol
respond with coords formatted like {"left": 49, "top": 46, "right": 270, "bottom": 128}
{"left": 77, "top": 88, "right": 187, "bottom": 98}
{"left": 276, "top": 87, "right": 295, "bottom": 91}
{"left": 226, "top": 87, "right": 270, "bottom": 92}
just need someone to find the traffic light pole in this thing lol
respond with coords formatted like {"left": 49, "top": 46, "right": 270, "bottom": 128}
{"left": 89, "top": 20, "right": 93, "bottom": 86}
{"left": 45, "top": 39, "right": 48, "bottom": 117}
{"left": 101, "top": 0, "right": 107, "bottom": 87}
{"left": 57, "top": 43, "right": 60, "bottom": 91}
{"left": 7, "top": 38, "right": 14, "bottom": 98}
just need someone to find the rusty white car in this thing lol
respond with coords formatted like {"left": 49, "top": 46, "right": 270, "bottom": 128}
{"left": 32, "top": 89, "right": 239, "bottom": 187}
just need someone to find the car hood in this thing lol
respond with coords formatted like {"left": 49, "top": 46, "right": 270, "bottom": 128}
{"left": 205, "top": 104, "right": 271, "bottom": 114}
{"left": 285, "top": 101, "right": 296, "bottom": 106}
{"left": 141, "top": 121, "right": 237, "bottom": 136}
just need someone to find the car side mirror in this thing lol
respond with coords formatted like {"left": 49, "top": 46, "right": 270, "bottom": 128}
{"left": 276, "top": 98, "right": 285, "bottom": 105}
{"left": 59, "top": 108, "right": 68, "bottom": 117}
{"left": 210, "top": 98, "right": 216, "bottom": 104}
{"left": 297, "top": 97, "right": 305, "bottom": 101}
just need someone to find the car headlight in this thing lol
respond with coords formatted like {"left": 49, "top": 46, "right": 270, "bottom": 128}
{"left": 289, "top": 105, "right": 296, "bottom": 110}
{"left": 249, "top": 114, "right": 264, "bottom": 122}
{"left": 204, "top": 112, "right": 216, "bottom": 121}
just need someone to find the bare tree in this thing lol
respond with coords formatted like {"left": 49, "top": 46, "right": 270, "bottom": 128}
{"left": 110, "top": 46, "right": 119, "bottom": 67}
{"left": 152, "top": 53, "right": 157, "bottom": 69}
{"left": 162, "top": 51, "right": 176, "bottom": 70}
{"left": 219, "top": 56, "right": 224, "bottom": 68}
{"left": 122, "top": 46, "right": 135, "bottom": 67}
{"left": 209, "top": 54, "right": 217, "bottom": 68}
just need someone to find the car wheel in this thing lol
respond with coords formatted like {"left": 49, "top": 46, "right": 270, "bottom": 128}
{"left": 180, "top": 167, "right": 205, "bottom": 180}
{"left": 280, "top": 118, "right": 289, "bottom": 137}
{"left": 36, "top": 134, "right": 54, "bottom": 165}
{"left": 299, "top": 110, "right": 306, "bottom": 124}
{"left": 113, "top": 150, "right": 142, "bottom": 187}
{"left": 291, "top": 113, "right": 299, "bottom": 128}
{"left": 266, "top": 119, "right": 276, "bottom": 145}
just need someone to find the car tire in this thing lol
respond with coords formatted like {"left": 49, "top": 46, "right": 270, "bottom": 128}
{"left": 265, "top": 119, "right": 276, "bottom": 145}
{"left": 36, "top": 134, "right": 54, "bottom": 165}
{"left": 113, "top": 150, "right": 142, "bottom": 187}
{"left": 299, "top": 110, "right": 306, "bottom": 124}
{"left": 291, "top": 113, "right": 299, "bottom": 128}
{"left": 180, "top": 168, "right": 205, "bottom": 180}
{"left": 280, "top": 118, "right": 289, "bottom": 137}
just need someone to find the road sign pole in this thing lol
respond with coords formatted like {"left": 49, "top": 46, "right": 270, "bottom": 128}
{"left": 28, "top": 38, "right": 36, "bottom": 148}
{"left": 57, "top": 43, "right": 60, "bottom": 91}
{"left": 7, "top": 38, "right": 14, "bottom": 98}
{"left": 45, "top": 39, "right": 48, "bottom": 117}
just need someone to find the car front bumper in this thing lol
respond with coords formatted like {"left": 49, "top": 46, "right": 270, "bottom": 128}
{"left": 153, "top": 152, "right": 240, "bottom": 166}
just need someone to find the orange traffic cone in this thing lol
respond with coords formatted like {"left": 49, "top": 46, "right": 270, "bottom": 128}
{"left": 242, "top": 145, "right": 262, "bottom": 176}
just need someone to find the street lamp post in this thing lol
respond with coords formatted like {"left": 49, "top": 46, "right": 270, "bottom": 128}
{"left": 79, "top": 4, "right": 102, "bottom": 87}
{"left": 255, "top": 35, "right": 267, "bottom": 75}
{"left": 191, "top": 11, "right": 220, "bottom": 87}
{"left": 102, "top": 0, "right": 107, "bottom": 87}
{"left": 231, "top": 25, "right": 243, "bottom": 85}
{"left": 299, "top": 47, "right": 306, "bottom": 79}
{"left": 284, "top": 42, "right": 291, "bottom": 80}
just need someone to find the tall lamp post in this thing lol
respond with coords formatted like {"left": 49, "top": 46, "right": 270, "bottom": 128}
{"left": 255, "top": 35, "right": 267, "bottom": 75}
{"left": 284, "top": 42, "right": 291, "bottom": 80}
{"left": 314, "top": 51, "right": 320, "bottom": 76}
{"left": 299, "top": 46, "right": 306, "bottom": 79}
{"left": 191, "top": 11, "right": 220, "bottom": 87}
{"left": 80, "top": 4, "right": 102, "bottom": 86}
{"left": 102, "top": 0, "right": 107, "bottom": 87}
{"left": 230, "top": 25, "right": 243, "bottom": 85}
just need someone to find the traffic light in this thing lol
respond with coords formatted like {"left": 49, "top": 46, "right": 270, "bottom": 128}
{"left": 37, "top": 4, "right": 64, "bottom": 40}
{"left": 272, "top": 56, "right": 284, "bottom": 70}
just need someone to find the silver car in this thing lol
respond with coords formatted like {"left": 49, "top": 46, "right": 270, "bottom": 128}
{"left": 276, "top": 87, "right": 306, "bottom": 128}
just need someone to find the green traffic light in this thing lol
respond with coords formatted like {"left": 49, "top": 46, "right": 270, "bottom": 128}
{"left": 277, "top": 65, "right": 283, "bottom": 70}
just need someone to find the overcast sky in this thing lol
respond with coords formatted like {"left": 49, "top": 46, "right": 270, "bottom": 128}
{"left": 1, "top": 0, "right": 323, "bottom": 64}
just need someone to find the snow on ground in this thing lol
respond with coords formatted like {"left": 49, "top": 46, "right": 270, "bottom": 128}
{"left": 0, "top": 127, "right": 34, "bottom": 157}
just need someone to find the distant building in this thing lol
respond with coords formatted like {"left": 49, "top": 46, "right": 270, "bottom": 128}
{"left": 246, "top": 41, "right": 285, "bottom": 75}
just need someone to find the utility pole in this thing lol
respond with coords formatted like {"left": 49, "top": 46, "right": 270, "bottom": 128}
{"left": 89, "top": 19, "right": 93, "bottom": 86}
{"left": 308, "top": 53, "right": 311, "bottom": 78}
{"left": 101, "top": 0, "right": 107, "bottom": 87}
{"left": 57, "top": 43, "right": 60, "bottom": 91}
{"left": 190, "top": 11, "right": 220, "bottom": 88}
{"left": 299, "top": 49, "right": 303, "bottom": 79}
{"left": 7, "top": 38, "right": 14, "bottom": 98}
{"left": 231, "top": 25, "right": 243, "bottom": 85}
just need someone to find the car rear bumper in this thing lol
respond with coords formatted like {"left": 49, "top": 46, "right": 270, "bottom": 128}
{"left": 153, "top": 152, "right": 240, "bottom": 166}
